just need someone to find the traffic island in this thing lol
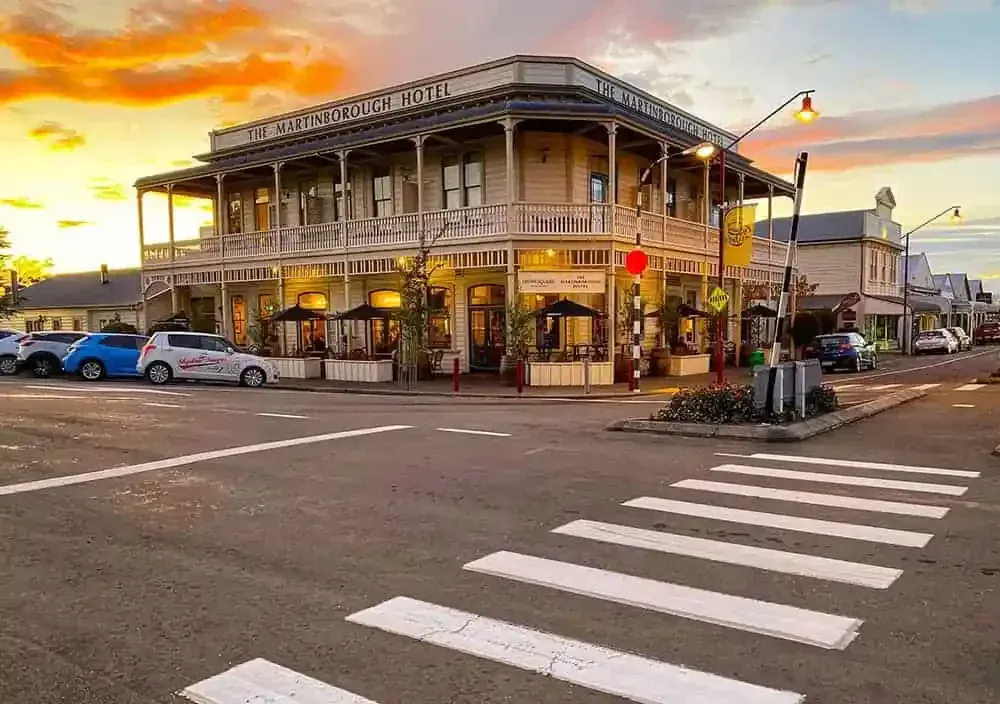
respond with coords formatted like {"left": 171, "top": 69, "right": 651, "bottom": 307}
{"left": 607, "top": 385, "right": 928, "bottom": 442}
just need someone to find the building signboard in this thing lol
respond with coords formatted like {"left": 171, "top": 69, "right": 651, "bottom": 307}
{"left": 517, "top": 270, "right": 606, "bottom": 294}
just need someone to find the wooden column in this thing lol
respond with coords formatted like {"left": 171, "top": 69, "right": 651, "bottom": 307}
{"left": 136, "top": 189, "right": 147, "bottom": 328}
{"left": 606, "top": 122, "right": 617, "bottom": 361}
{"left": 167, "top": 184, "right": 178, "bottom": 313}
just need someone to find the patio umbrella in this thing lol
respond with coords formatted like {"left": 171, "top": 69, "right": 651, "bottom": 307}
{"left": 741, "top": 303, "right": 777, "bottom": 318}
{"left": 677, "top": 303, "right": 711, "bottom": 318}
{"left": 534, "top": 298, "right": 600, "bottom": 318}
{"left": 272, "top": 304, "right": 325, "bottom": 322}
{"left": 334, "top": 303, "right": 391, "bottom": 320}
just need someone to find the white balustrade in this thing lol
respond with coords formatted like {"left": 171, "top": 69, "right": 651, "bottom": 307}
{"left": 427, "top": 204, "right": 507, "bottom": 240}
{"left": 512, "top": 203, "right": 608, "bottom": 235}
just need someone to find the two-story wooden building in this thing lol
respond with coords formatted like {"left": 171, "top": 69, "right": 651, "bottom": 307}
{"left": 136, "top": 55, "right": 793, "bottom": 373}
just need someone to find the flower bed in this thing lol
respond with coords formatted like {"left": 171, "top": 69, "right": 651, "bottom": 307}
{"left": 652, "top": 383, "right": 838, "bottom": 425}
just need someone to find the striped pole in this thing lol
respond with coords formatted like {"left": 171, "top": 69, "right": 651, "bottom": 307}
{"left": 633, "top": 276, "right": 641, "bottom": 393}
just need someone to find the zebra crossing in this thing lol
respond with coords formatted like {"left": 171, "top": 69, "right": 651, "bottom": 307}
{"left": 830, "top": 381, "right": 985, "bottom": 393}
{"left": 181, "top": 451, "right": 981, "bottom": 704}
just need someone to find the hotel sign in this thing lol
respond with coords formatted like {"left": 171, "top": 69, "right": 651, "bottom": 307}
{"left": 518, "top": 270, "right": 606, "bottom": 294}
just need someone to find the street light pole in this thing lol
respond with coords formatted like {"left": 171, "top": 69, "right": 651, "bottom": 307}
{"left": 901, "top": 205, "right": 961, "bottom": 354}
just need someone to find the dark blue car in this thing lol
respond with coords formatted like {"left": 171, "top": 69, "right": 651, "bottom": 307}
{"left": 803, "top": 332, "right": 878, "bottom": 373}
{"left": 62, "top": 333, "right": 149, "bottom": 381}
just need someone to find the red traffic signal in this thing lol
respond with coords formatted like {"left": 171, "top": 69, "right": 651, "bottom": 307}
{"left": 625, "top": 248, "right": 648, "bottom": 276}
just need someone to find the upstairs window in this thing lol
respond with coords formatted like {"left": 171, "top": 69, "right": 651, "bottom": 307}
{"left": 442, "top": 152, "right": 483, "bottom": 209}
{"left": 372, "top": 168, "right": 394, "bottom": 217}
{"left": 227, "top": 192, "right": 243, "bottom": 234}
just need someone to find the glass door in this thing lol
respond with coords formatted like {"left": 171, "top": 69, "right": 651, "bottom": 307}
{"left": 468, "top": 284, "right": 506, "bottom": 371}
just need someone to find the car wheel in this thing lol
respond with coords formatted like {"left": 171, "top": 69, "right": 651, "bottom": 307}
{"left": 79, "top": 360, "right": 105, "bottom": 381}
{"left": 145, "top": 361, "right": 172, "bottom": 385}
{"left": 0, "top": 355, "right": 16, "bottom": 375}
{"left": 854, "top": 355, "right": 863, "bottom": 373}
{"left": 240, "top": 366, "right": 266, "bottom": 388}
{"left": 870, "top": 353, "right": 879, "bottom": 370}
{"left": 32, "top": 355, "right": 57, "bottom": 378}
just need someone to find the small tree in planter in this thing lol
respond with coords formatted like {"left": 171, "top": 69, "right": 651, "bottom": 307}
{"left": 500, "top": 301, "right": 534, "bottom": 385}
{"left": 395, "top": 224, "right": 447, "bottom": 388}
{"left": 101, "top": 313, "right": 138, "bottom": 334}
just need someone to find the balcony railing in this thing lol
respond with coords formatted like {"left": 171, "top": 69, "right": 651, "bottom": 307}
{"left": 143, "top": 202, "right": 787, "bottom": 268}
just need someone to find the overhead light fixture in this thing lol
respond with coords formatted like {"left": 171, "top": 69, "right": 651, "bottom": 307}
{"left": 794, "top": 94, "right": 819, "bottom": 124}
{"left": 682, "top": 142, "right": 718, "bottom": 160}
{"left": 949, "top": 207, "right": 962, "bottom": 224}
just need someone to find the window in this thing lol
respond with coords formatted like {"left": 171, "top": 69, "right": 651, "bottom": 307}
{"left": 26, "top": 319, "right": 41, "bottom": 333}
{"left": 468, "top": 284, "right": 505, "bottom": 306}
{"left": 231, "top": 295, "right": 247, "bottom": 345}
{"left": 254, "top": 188, "right": 271, "bottom": 231}
{"left": 72, "top": 319, "right": 83, "bottom": 331}
{"left": 299, "top": 180, "right": 320, "bottom": 226}
{"left": 369, "top": 290, "right": 402, "bottom": 309}
{"left": 258, "top": 294, "right": 275, "bottom": 318}
{"left": 372, "top": 168, "right": 394, "bottom": 217}
{"left": 335, "top": 178, "right": 352, "bottom": 221}
{"left": 100, "top": 335, "right": 140, "bottom": 349}
{"left": 589, "top": 173, "right": 608, "bottom": 203}
{"left": 666, "top": 176, "right": 678, "bottom": 217}
{"left": 51, "top": 318, "right": 62, "bottom": 330}
{"left": 880, "top": 251, "right": 887, "bottom": 282}
{"left": 869, "top": 249, "right": 877, "bottom": 280}
{"left": 442, "top": 152, "right": 484, "bottom": 209}
{"left": 201, "top": 336, "right": 233, "bottom": 353}
{"left": 368, "top": 290, "right": 400, "bottom": 354}
{"left": 167, "top": 334, "right": 202, "bottom": 349}
{"left": 428, "top": 287, "right": 452, "bottom": 349}
{"left": 227, "top": 192, "right": 243, "bottom": 234}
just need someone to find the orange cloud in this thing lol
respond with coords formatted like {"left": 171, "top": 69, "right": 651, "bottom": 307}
{"left": 0, "top": 197, "right": 44, "bottom": 209}
{"left": 56, "top": 220, "right": 91, "bottom": 229}
{"left": 28, "top": 120, "right": 85, "bottom": 150}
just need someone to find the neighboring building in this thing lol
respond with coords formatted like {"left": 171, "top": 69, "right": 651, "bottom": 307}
{"left": 135, "top": 54, "right": 794, "bottom": 372}
{"left": 903, "top": 252, "right": 951, "bottom": 332}
{"left": 2, "top": 267, "right": 170, "bottom": 333}
{"left": 758, "top": 187, "right": 907, "bottom": 348}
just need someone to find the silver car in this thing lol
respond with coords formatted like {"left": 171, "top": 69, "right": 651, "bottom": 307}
{"left": 913, "top": 328, "right": 958, "bottom": 355}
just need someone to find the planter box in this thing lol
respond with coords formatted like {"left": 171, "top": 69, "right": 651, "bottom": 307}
{"left": 324, "top": 359, "right": 393, "bottom": 383}
{"left": 666, "top": 354, "right": 711, "bottom": 377}
{"left": 266, "top": 357, "right": 323, "bottom": 380}
{"left": 527, "top": 361, "right": 613, "bottom": 386}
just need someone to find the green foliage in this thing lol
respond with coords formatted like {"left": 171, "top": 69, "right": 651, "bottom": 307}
{"left": 101, "top": 320, "right": 138, "bottom": 334}
{"left": 11, "top": 255, "right": 53, "bottom": 287}
{"left": 0, "top": 226, "right": 18, "bottom": 318}
{"left": 791, "top": 313, "right": 821, "bottom": 347}
{"left": 806, "top": 385, "right": 839, "bottom": 415}
{"left": 503, "top": 301, "right": 535, "bottom": 362}
{"left": 395, "top": 224, "right": 447, "bottom": 384}
{"left": 653, "top": 382, "right": 840, "bottom": 425}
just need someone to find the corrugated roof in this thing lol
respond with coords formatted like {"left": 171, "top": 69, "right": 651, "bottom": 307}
{"left": 754, "top": 210, "right": 867, "bottom": 243}
{"left": 16, "top": 269, "right": 142, "bottom": 310}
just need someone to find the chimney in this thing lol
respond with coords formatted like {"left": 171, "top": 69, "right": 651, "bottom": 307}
{"left": 99, "top": 264, "right": 109, "bottom": 284}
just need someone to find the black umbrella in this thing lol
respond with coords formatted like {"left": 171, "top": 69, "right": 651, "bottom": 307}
{"left": 272, "top": 304, "right": 326, "bottom": 322}
{"left": 741, "top": 303, "right": 777, "bottom": 318}
{"left": 678, "top": 303, "right": 711, "bottom": 318}
{"left": 535, "top": 298, "right": 600, "bottom": 318}
{"left": 335, "top": 303, "right": 392, "bottom": 321}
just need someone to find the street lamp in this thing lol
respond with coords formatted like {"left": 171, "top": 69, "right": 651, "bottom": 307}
{"left": 901, "top": 205, "right": 962, "bottom": 354}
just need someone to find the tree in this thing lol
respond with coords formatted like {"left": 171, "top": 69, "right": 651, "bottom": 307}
{"left": 394, "top": 223, "right": 447, "bottom": 387}
{"left": 11, "top": 255, "right": 53, "bottom": 286}
{"left": 792, "top": 274, "right": 819, "bottom": 311}
{"left": 0, "top": 226, "right": 20, "bottom": 319}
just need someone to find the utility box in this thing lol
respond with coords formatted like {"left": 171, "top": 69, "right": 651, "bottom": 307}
{"left": 753, "top": 360, "right": 823, "bottom": 416}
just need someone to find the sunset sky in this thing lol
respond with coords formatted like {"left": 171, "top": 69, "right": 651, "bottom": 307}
{"left": 1, "top": 0, "right": 998, "bottom": 285}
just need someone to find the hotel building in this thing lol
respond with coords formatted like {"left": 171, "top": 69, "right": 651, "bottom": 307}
{"left": 136, "top": 55, "right": 793, "bottom": 375}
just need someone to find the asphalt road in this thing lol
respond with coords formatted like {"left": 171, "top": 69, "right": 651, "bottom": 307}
{"left": 0, "top": 351, "right": 998, "bottom": 704}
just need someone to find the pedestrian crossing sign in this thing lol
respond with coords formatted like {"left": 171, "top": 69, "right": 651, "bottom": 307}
{"left": 707, "top": 286, "right": 729, "bottom": 312}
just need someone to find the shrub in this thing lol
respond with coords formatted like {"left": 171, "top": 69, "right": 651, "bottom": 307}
{"left": 101, "top": 320, "right": 138, "bottom": 334}
{"left": 652, "top": 383, "right": 839, "bottom": 425}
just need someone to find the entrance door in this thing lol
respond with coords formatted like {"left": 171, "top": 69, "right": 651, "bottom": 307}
{"left": 468, "top": 284, "right": 505, "bottom": 371}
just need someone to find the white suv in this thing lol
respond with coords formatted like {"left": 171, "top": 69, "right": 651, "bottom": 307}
{"left": 137, "top": 331, "right": 279, "bottom": 387}
{"left": 0, "top": 329, "right": 26, "bottom": 375}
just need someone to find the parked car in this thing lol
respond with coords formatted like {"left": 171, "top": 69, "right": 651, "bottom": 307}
{"left": 16, "top": 331, "right": 90, "bottom": 377}
{"left": 913, "top": 328, "right": 958, "bottom": 355}
{"left": 973, "top": 321, "right": 1000, "bottom": 344}
{"left": 61, "top": 333, "right": 148, "bottom": 381}
{"left": 804, "top": 332, "right": 878, "bottom": 372}
{"left": 945, "top": 326, "right": 973, "bottom": 351}
{"left": 0, "top": 329, "right": 27, "bottom": 375}
{"left": 136, "top": 331, "right": 279, "bottom": 388}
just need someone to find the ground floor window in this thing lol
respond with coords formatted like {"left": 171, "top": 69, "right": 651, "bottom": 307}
{"left": 864, "top": 314, "right": 898, "bottom": 347}
{"left": 368, "top": 289, "right": 400, "bottom": 355}
{"left": 297, "top": 291, "right": 328, "bottom": 352}
{"left": 231, "top": 295, "right": 247, "bottom": 345}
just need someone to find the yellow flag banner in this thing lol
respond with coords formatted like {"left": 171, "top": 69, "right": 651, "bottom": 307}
{"left": 723, "top": 204, "right": 756, "bottom": 268}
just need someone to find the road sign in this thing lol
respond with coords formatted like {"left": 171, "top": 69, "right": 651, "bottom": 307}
{"left": 707, "top": 286, "right": 730, "bottom": 313}
{"left": 625, "top": 249, "right": 647, "bottom": 275}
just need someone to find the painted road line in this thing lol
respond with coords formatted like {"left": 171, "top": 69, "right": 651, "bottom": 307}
{"left": 256, "top": 412, "right": 309, "bottom": 419}
{"left": 956, "top": 383, "right": 985, "bottom": 391}
{"left": 831, "top": 383, "right": 861, "bottom": 390}
{"left": 23, "top": 384, "right": 191, "bottom": 397}
{"left": 672, "top": 480, "right": 949, "bottom": 519}
{"left": 869, "top": 384, "right": 902, "bottom": 391}
{"left": 347, "top": 596, "right": 805, "bottom": 704}
{"left": 552, "top": 519, "right": 901, "bottom": 589}
{"left": 716, "top": 452, "right": 980, "bottom": 479}
{"left": 953, "top": 403, "right": 976, "bottom": 408}
{"left": 833, "top": 348, "right": 995, "bottom": 382}
{"left": 912, "top": 383, "right": 942, "bottom": 390}
{"left": 0, "top": 425, "right": 412, "bottom": 497}
{"left": 465, "top": 551, "right": 861, "bottom": 649}
{"left": 436, "top": 427, "right": 512, "bottom": 437}
{"left": 143, "top": 402, "right": 183, "bottom": 409}
{"left": 710, "top": 464, "right": 967, "bottom": 496}
{"left": 624, "top": 496, "right": 933, "bottom": 547}
{"left": 180, "top": 657, "right": 378, "bottom": 704}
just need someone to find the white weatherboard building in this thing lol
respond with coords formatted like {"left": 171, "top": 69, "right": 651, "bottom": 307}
{"left": 136, "top": 55, "right": 794, "bottom": 380}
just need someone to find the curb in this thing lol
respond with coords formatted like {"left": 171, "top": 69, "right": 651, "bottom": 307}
{"left": 271, "top": 383, "right": 677, "bottom": 401}
{"left": 607, "top": 387, "right": 928, "bottom": 441}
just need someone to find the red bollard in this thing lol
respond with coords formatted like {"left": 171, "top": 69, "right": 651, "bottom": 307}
{"left": 452, "top": 357, "right": 460, "bottom": 393}
{"left": 627, "top": 358, "right": 635, "bottom": 392}
{"left": 516, "top": 359, "right": 524, "bottom": 395}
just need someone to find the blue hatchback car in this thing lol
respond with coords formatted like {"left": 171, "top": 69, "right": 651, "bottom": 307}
{"left": 62, "top": 333, "right": 149, "bottom": 381}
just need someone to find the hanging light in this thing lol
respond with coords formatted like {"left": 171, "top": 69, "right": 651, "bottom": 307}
{"left": 682, "top": 142, "right": 718, "bottom": 160}
{"left": 949, "top": 206, "right": 962, "bottom": 224}
{"left": 794, "top": 94, "right": 819, "bottom": 123}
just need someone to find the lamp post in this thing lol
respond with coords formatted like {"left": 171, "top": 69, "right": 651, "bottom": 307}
{"left": 901, "top": 205, "right": 962, "bottom": 354}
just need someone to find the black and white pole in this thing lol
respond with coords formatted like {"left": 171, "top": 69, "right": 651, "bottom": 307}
{"left": 632, "top": 187, "right": 646, "bottom": 393}
{"left": 765, "top": 151, "right": 809, "bottom": 414}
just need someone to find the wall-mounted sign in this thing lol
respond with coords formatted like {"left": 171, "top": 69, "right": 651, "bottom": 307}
{"left": 518, "top": 270, "right": 606, "bottom": 294}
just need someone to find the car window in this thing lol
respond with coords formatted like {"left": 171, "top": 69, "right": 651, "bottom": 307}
{"left": 100, "top": 335, "right": 142, "bottom": 349}
{"left": 817, "top": 336, "right": 850, "bottom": 347}
{"left": 200, "top": 336, "right": 232, "bottom": 353}
{"left": 50, "top": 333, "right": 86, "bottom": 344}
{"left": 917, "top": 331, "right": 942, "bottom": 339}
{"left": 167, "top": 334, "right": 203, "bottom": 349}
{"left": 0, "top": 331, "right": 15, "bottom": 341}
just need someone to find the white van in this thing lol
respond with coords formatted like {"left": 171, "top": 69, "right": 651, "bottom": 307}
{"left": 137, "top": 331, "right": 279, "bottom": 387}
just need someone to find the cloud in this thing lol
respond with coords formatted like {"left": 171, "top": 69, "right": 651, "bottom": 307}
{"left": 28, "top": 120, "right": 85, "bottom": 150}
{"left": 56, "top": 219, "right": 91, "bottom": 229}
{"left": 89, "top": 180, "right": 128, "bottom": 201}
{"left": 0, "top": 197, "right": 44, "bottom": 209}
{"left": 744, "top": 94, "right": 1000, "bottom": 173}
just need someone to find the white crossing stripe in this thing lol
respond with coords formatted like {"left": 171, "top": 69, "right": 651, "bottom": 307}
{"left": 673, "top": 479, "right": 949, "bottom": 519}
{"left": 711, "top": 464, "right": 968, "bottom": 496}
{"left": 143, "top": 402, "right": 183, "bottom": 409}
{"left": 723, "top": 452, "right": 980, "bottom": 478}
{"left": 912, "top": 383, "right": 942, "bottom": 390}
{"left": 831, "top": 383, "right": 860, "bottom": 390}
{"left": 955, "top": 383, "right": 985, "bottom": 391}
{"left": 181, "top": 658, "right": 379, "bottom": 703}
{"left": 953, "top": 403, "right": 976, "bottom": 408}
{"left": 464, "top": 551, "right": 862, "bottom": 649}
{"left": 869, "top": 384, "right": 902, "bottom": 390}
{"left": 436, "top": 427, "right": 512, "bottom": 437}
{"left": 623, "top": 496, "right": 933, "bottom": 547}
{"left": 552, "top": 519, "right": 902, "bottom": 589}
{"left": 347, "top": 596, "right": 805, "bottom": 704}
{"left": 256, "top": 412, "right": 309, "bottom": 419}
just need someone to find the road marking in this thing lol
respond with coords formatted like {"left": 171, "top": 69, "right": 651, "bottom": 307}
{"left": 346, "top": 596, "right": 805, "bottom": 704}
{"left": 869, "top": 384, "right": 901, "bottom": 390}
{"left": 0, "top": 425, "right": 412, "bottom": 497}
{"left": 180, "top": 658, "right": 379, "bottom": 704}
{"left": 465, "top": 551, "right": 861, "bottom": 649}
{"left": 23, "top": 384, "right": 190, "bottom": 397}
{"left": 955, "top": 383, "right": 985, "bottom": 391}
{"left": 837, "top": 348, "right": 995, "bottom": 381}
{"left": 832, "top": 383, "right": 861, "bottom": 390}
{"left": 672, "top": 480, "right": 949, "bottom": 518}
{"left": 953, "top": 403, "right": 976, "bottom": 408}
{"left": 624, "top": 496, "right": 933, "bottom": 547}
{"left": 143, "top": 402, "right": 183, "bottom": 409}
{"left": 256, "top": 412, "right": 309, "bottom": 419}
{"left": 552, "top": 519, "right": 901, "bottom": 589}
{"left": 912, "top": 383, "right": 942, "bottom": 390}
{"left": 711, "top": 464, "right": 967, "bottom": 496}
{"left": 436, "top": 427, "right": 511, "bottom": 437}
{"left": 717, "top": 452, "right": 980, "bottom": 478}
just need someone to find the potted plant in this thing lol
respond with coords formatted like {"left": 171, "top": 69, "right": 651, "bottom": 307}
{"left": 500, "top": 301, "right": 534, "bottom": 385}
{"left": 650, "top": 294, "right": 682, "bottom": 376}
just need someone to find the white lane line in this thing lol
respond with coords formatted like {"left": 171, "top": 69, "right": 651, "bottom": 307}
{"left": 23, "top": 384, "right": 190, "bottom": 397}
{"left": 181, "top": 657, "right": 378, "bottom": 704}
{"left": 956, "top": 383, "right": 985, "bottom": 391}
{"left": 716, "top": 452, "right": 980, "bottom": 479}
{"left": 831, "top": 383, "right": 861, "bottom": 390}
{"left": 435, "top": 427, "right": 512, "bottom": 437}
{"left": 624, "top": 496, "right": 933, "bottom": 548}
{"left": 869, "top": 384, "right": 901, "bottom": 391}
{"left": 0, "top": 425, "right": 412, "bottom": 497}
{"left": 552, "top": 519, "right": 901, "bottom": 589}
{"left": 256, "top": 412, "right": 309, "bottom": 419}
{"left": 953, "top": 403, "right": 976, "bottom": 408}
{"left": 912, "top": 383, "right": 942, "bottom": 390}
{"left": 465, "top": 551, "right": 861, "bottom": 650}
{"left": 143, "top": 402, "right": 183, "bottom": 409}
{"left": 710, "top": 464, "right": 967, "bottom": 496}
{"left": 347, "top": 596, "right": 804, "bottom": 704}
{"left": 832, "top": 348, "right": 995, "bottom": 381}
{"left": 672, "top": 480, "right": 949, "bottom": 519}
